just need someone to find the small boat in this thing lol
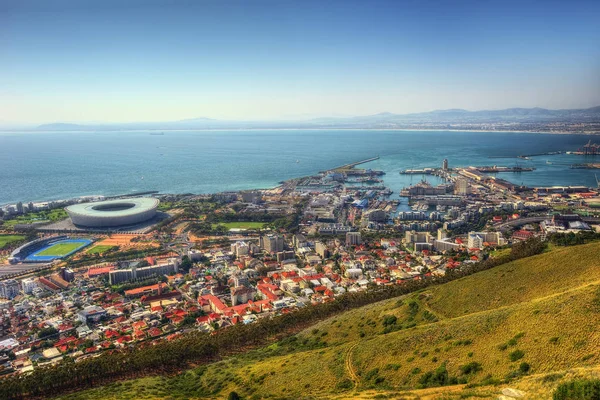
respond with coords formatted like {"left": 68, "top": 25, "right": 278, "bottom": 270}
{"left": 296, "top": 160, "right": 299, "bottom": 163}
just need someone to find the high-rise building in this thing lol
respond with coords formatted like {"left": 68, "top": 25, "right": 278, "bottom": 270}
{"left": 405, "top": 231, "right": 432, "bottom": 244}
{"left": 454, "top": 178, "right": 469, "bottom": 195}
{"left": 21, "top": 278, "right": 38, "bottom": 295}
{"left": 0, "top": 280, "right": 21, "bottom": 299}
{"left": 16, "top": 202, "right": 24, "bottom": 214}
{"left": 437, "top": 228, "right": 449, "bottom": 241}
{"left": 260, "top": 234, "right": 284, "bottom": 253}
{"left": 467, "top": 231, "right": 504, "bottom": 249}
{"left": 231, "top": 241, "right": 249, "bottom": 258}
{"left": 442, "top": 159, "right": 449, "bottom": 171}
{"left": 315, "top": 241, "right": 329, "bottom": 258}
{"left": 345, "top": 232, "right": 362, "bottom": 246}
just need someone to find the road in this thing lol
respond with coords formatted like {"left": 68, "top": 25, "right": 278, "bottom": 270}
{"left": 495, "top": 216, "right": 600, "bottom": 231}
{"left": 0, "top": 262, "right": 51, "bottom": 278}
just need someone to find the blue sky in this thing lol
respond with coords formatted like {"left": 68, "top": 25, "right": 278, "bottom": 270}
{"left": 1, "top": 0, "right": 599, "bottom": 123}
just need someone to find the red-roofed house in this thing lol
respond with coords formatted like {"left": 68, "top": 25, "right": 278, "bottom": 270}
{"left": 257, "top": 283, "right": 281, "bottom": 301}
{"left": 199, "top": 295, "right": 227, "bottom": 314}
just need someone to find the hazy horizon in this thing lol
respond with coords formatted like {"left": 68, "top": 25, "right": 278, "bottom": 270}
{"left": 2, "top": 0, "right": 600, "bottom": 124}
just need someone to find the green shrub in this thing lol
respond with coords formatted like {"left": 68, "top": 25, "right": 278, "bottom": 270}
{"left": 365, "top": 368, "right": 380, "bottom": 381}
{"left": 553, "top": 379, "right": 600, "bottom": 400}
{"left": 459, "top": 362, "right": 482, "bottom": 375}
{"left": 519, "top": 362, "right": 531, "bottom": 374}
{"left": 418, "top": 364, "right": 453, "bottom": 388}
{"left": 335, "top": 379, "right": 353, "bottom": 390}
{"left": 509, "top": 350, "right": 525, "bottom": 362}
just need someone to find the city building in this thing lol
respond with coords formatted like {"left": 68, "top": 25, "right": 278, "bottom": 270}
{"left": 405, "top": 231, "right": 432, "bottom": 244}
{"left": 231, "top": 241, "right": 249, "bottom": 258}
{"left": 346, "top": 232, "right": 362, "bottom": 246}
{"left": 0, "top": 280, "right": 20, "bottom": 299}
{"left": 77, "top": 306, "right": 107, "bottom": 323}
{"left": 315, "top": 241, "right": 328, "bottom": 258}
{"left": 467, "top": 231, "right": 505, "bottom": 249}
{"left": 231, "top": 286, "right": 256, "bottom": 306}
{"left": 260, "top": 234, "right": 284, "bottom": 253}
{"left": 365, "top": 209, "right": 387, "bottom": 222}
{"left": 21, "top": 278, "right": 37, "bottom": 295}
{"left": 433, "top": 239, "right": 461, "bottom": 252}
{"left": 454, "top": 178, "right": 469, "bottom": 195}
{"left": 108, "top": 258, "right": 180, "bottom": 285}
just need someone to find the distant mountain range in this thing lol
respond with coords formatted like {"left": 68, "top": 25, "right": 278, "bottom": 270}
{"left": 27, "top": 105, "right": 600, "bottom": 132}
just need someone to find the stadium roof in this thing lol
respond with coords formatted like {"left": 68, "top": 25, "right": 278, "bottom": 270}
{"left": 66, "top": 198, "right": 159, "bottom": 218}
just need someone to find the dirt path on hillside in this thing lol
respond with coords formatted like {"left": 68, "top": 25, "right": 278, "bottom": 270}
{"left": 345, "top": 342, "right": 360, "bottom": 388}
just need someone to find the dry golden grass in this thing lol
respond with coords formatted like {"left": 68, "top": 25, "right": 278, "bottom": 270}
{"left": 424, "top": 241, "right": 600, "bottom": 318}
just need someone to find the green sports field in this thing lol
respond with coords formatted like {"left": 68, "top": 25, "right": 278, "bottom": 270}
{"left": 212, "top": 221, "right": 267, "bottom": 230}
{"left": 37, "top": 242, "right": 86, "bottom": 256}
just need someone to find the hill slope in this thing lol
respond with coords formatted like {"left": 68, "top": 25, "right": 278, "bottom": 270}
{"left": 58, "top": 241, "right": 600, "bottom": 399}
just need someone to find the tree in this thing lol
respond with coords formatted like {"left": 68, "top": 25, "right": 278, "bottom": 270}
{"left": 38, "top": 326, "right": 58, "bottom": 340}
{"left": 180, "top": 255, "right": 193, "bottom": 273}
{"left": 228, "top": 391, "right": 241, "bottom": 400}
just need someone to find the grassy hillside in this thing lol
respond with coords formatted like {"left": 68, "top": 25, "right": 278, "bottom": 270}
{"left": 423, "top": 241, "right": 600, "bottom": 318}
{"left": 57, "top": 241, "right": 600, "bottom": 400}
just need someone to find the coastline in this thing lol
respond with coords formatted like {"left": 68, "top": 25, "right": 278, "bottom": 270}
{"left": 1, "top": 127, "right": 599, "bottom": 135}
{"left": 2, "top": 130, "right": 598, "bottom": 207}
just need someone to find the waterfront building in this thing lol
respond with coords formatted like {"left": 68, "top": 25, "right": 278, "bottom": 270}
{"left": 241, "top": 191, "right": 262, "bottom": 203}
{"left": 454, "top": 178, "right": 469, "bottom": 195}
{"left": 458, "top": 168, "right": 485, "bottom": 182}
{"left": 365, "top": 209, "right": 387, "bottom": 222}
{"left": 442, "top": 159, "right": 449, "bottom": 171}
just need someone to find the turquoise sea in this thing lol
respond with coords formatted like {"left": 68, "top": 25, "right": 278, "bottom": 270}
{"left": 0, "top": 130, "right": 598, "bottom": 205}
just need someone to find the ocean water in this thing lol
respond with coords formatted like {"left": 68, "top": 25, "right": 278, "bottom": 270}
{"left": 0, "top": 130, "right": 598, "bottom": 205}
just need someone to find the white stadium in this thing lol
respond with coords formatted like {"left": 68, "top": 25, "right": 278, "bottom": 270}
{"left": 65, "top": 198, "right": 159, "bottom": 228}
